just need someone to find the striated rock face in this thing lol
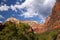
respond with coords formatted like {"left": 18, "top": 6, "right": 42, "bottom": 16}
{"left": 45, "top": 0, "right": 60, "bottom": 30}
{"left": 50, "top": 0, "right": 60, "bottom": 22}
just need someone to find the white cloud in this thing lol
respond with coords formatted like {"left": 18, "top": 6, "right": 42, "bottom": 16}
{"left": 40, "top": 19, "right": 45, "bottom": 24}
{"left": 20, "top": 0, "right": 55, "bottom": 15}
{"left": 20, "top": 0, "right": 56, "bottom": 23}
{"left": 0, "top": 0, "right": 56, "bottom": 12}
{"left": 44, "top": 0, "right": 50, "bottom": 5}
{"left": 20, "top": 12, "right": 38, "bottom": 18}
{"left": 43, "top": 0, "right": 56, "bottom": 7}
{"left": 0, "top": 0, "right": 56, "bottom": 23}
{"left": 0, "top": 15, "right": 4, "bottom": 19}
{"left": 38, "top": 14, "right": 46, "bottom": 23}
{"left": 10, "top": 5, "right": 17, "bottom": 12}
{"left": 0, "top": 4, "right": 9, "bottom": 11}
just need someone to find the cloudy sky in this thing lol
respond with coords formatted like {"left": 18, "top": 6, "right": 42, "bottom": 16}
{"left": 0, "top": 0, "right": 56, "bottom": 23}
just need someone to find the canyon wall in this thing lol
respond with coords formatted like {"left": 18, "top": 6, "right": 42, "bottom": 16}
{"left": 45, "top": 0, "right": 60, "bottom": 29}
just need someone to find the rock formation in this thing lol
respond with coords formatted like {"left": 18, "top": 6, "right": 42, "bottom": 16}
{"left": 45, "top": 0, "right": 60, "bottom": 30}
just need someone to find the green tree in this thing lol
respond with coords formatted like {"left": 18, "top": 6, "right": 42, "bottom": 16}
{"left": 0, "top": 21, "right": 17, "bottom": 40}
{"left": 0, "top": 21, "right": 37, "bottom": 40}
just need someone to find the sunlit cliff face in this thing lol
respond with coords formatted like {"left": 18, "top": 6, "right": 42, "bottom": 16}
{"left": 50, "top": 0, "right": 60, "bottom": 19}
{"left": 44, "top": 0, "right": 60, "bottom": 26}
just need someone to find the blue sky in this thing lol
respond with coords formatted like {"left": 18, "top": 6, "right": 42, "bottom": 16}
{"left": 0, "top": 0, "right": 56, "bottom": 23}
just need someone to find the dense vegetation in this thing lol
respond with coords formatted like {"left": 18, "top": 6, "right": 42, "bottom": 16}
{"left": 0, "top": 21, "right": 37, "bottom": 40}
{"left": 0, "top": 21, "right": 60, "bottom": 40}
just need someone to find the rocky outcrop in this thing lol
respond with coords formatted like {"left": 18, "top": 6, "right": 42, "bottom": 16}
{"left": 6, "top": 17, "right": 38, "bottom": 26}
{"left": 6, "top": 17, "right": 20, "bottom": 24}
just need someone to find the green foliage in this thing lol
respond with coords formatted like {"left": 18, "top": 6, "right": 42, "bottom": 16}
{"left": 0, "top": 21, "right": 36, "bottom": 40}
{"left": 36, "top": 30, "right": 58, "bottom": 40}
{"left": 0, "top": 21, "right": 17, "bottom": 40}
{"left": 17, "top": 22, "right": 36, "bottom": 40}
{"left": 0, "top": 21, "right": 60, "bottom": 40}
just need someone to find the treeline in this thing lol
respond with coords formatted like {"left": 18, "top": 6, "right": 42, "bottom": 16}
{"left": 0, "top": 21, "right": 60, "bottom": 40}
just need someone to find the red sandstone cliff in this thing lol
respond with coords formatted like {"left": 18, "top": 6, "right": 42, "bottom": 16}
{"left": 45, "top": 0, "right": 60, "bottom": 30}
